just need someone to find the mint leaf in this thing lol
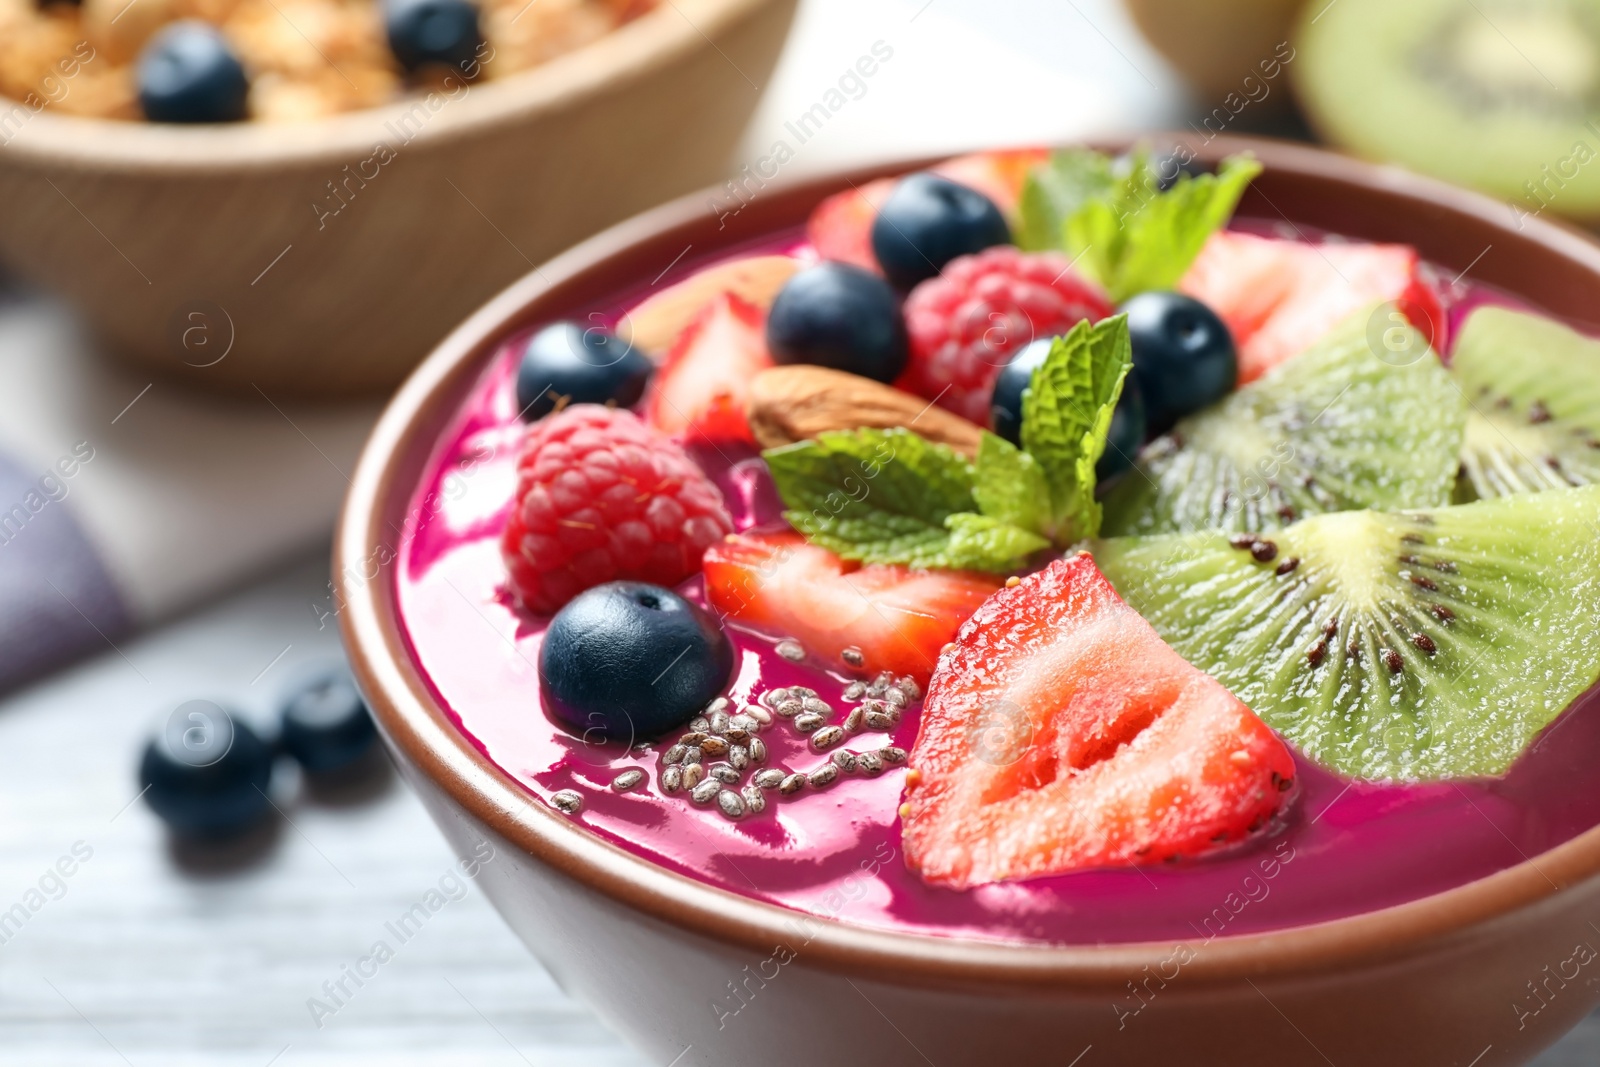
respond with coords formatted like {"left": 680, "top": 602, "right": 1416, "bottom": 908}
{"left": 764, "top": 429, "right": 974, "bottom": 568}
{"left": 1065, "top": 152, "right": 1261, "bottom": 302}
{"left": 1016, "top": 149, "right": 1114, "bottom": 253}
{"left": 1019, "top": 316, "right": 1133, "bottom": 543}
{"left": 762, "top": 428, "right": 1046, "bottom": 573}
{"left": 971, "top": 432, "right": 1050, "bottom": 534}
{"left": 943, "top": 513, "right": 1049, "bottom": 571}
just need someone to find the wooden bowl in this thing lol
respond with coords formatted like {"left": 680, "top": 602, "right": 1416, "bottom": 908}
{"left": 0, "top": 0, "right": 796, "bottom": 398}
{"left": 337, "top": 136, "right": 1600, "bottom": 1066}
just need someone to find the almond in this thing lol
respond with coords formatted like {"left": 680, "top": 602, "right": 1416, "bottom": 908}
{"left": 747, "top": 366, "right": 985, "bottom": 458}
{"left": 619, "top": 255, "right": 800, "bottom": 357}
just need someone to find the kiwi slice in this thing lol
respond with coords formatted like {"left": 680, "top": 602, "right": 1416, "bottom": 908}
{"left": 1295, "top": 0, "right": 1600, "bottom": 218}
{"left": 1101, "top": 305, "right": 1466, "bottom": 536}
{"left": 1453, "top": 305, "right": 1600, "bottom": 499}
{"left": 1092, "top": 484, "right": 1600, "bottom": 781}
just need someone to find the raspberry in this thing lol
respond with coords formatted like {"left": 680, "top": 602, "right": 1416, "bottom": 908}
{"left": 501, "top": 405, "right": 733, "bottom": 614}
{"left": 900, "top": 246, "right": 1113, "bottom": 424}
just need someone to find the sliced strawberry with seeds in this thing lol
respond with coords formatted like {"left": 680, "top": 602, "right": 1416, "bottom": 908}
{"left": 1180, "top": 230, "right": 1446, "bottom": 383}
{"left": 903, "top": 553, "right": 1295, "bottom": 888}
{"left": 646, "top": 293, "right": 773, "bottom": 443}
{"left": 702, "top": 530, "right": 1000, "bottom": 684}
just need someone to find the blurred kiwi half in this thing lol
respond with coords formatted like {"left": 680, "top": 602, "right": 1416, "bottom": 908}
{"left": 1295, "top": 0, "right": 1600, "bottom": 220}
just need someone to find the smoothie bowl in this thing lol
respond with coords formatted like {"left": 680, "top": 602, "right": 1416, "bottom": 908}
{"left": 336, "top": 135, "right": 1600, "bottom": 1067}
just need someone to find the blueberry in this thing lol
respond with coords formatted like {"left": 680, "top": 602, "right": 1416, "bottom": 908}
{"left": 538, "top": 582, "right": 733, "bottom": 742}
{"left": 137, "top": 21, "right": 249, "bottom": 124}
{"left": 279, "top": 668, "right": 377, "bottom": 774}
{"left": 1095, "top": 374, "right": 1146, "bottom": 481}
{"left": 140, "top": 701, "right": 273, "bottom": 837}
{"left": 989, "top": 336, "right": 1050, "bottom": 446}
{"left": 870, "top": 173, "right": 1010, "bottom": 289}
{"left": 383, "top": 0, "right": 482, "bottom": 74}
{"left": 1123, "top": 292, "right": 1237, "bottom": 432}
{"left": 766, "top": 263, "right": 908, "bottom": 383}
{"left": 515, "top": 321, "right": 653, "bottom": 421}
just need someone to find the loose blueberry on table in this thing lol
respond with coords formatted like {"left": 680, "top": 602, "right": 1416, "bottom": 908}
{"left": 394, "top": 143, "right": 1600, "bottom": 944}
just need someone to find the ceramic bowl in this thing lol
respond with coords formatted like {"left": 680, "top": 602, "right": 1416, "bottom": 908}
{"left": 0, "top": 0, "right": 796, "bottom": 397}
{"left": 336, "top": 135, "right": 1600, "bottom": 1067}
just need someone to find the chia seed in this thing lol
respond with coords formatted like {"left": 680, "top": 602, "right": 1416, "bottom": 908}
{"left": 717, "top": 790, "right": 746, "bottom": 819}
{"left": 662, "top": 765, "right": 684, "bottom": 793}
{"left": 753, "top": 768, "right": 785, "bottom": 789}
{"left": 741, "top": 785, "right": 766, "bottom": 814}
{"left": 857, "top": 751, "right": 884, "bottom": 776}
{"left": 747, "top": 737, "right": 767, "bottom": 764}
{"left": 841, "top": 646, "right": 865, "bottom": 668}
{"left": 779, "top": 773, "right": 807, "bottom": 796}
{"left": 708, "top": 710, "right": 731, "bottom": 736}
{"left": 776, "top": 639, "right": 806, "bottom": 662}
{"left": 700, "top": 736, "right": 730, "bottom": 757}
{"left": 662, "top": 744, "right": 687, "bottom": 766}
{"left": 681, "top": 763, "right": 704, "bottom": 790}
{"left": 550, "top": 790, "right": 582, "bottom": 814}
{"left": 729, "top": 745, "right": 750, "bottom": 770}
{"left": 843, "top": 681, "right": 867, "bottom": 701}
{"left": 811, "top": 725, "right": 846, "bottom": 751}
{"left": 710, "top": 762, "right": 740, "bottom": 784}
{"left": 880, "top": 746, "right": 908, "bottom": 764}
{"left": 831, "top": 750, "right": 857, "bottom": 773}
{"left": 793, "top": 712, "right": 826, "bottom": 733}
{"left": 690, "top": 778, "right": 722, "bottom": 805}
{"left": 842, "top": 707, "right": 865, "bottom": 734}
{"left": 808, "top": 763, "right": 839, "bottom": 788}
{"left": 611, "top": 769, "right": 645, "bottom": 792}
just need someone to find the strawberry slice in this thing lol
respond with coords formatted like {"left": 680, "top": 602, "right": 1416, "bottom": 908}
{"left": 646, "top": 293, "right": 773, "bottom": 442}
{"left": 1180, "top": 230, "right": 1446, "bottom": 383}
{"left": 702, "top": 530, "right": 1001, "bottom": 684}
{"left": 808, "top": 177, "right": 897, "bottom": 273}
{"left": 806, "top": 149, "right": 1048, "bottom": 273}
{"left": 903, "top": 553, "right": 1294, "bottom": 889}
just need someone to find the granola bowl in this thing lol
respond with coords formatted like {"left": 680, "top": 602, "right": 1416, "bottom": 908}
{"left": 336, "top": 135, "right": 1600, "bottom": 1066}
{"left": 0, "top": 0, "right": 795, "bottom": 397}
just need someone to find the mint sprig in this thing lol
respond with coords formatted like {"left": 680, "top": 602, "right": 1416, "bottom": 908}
{"left": 1018, "top": 148, "right": 1262, "bottom": 302}
{"left": 761, "top": 317, "right": 1133, "bottom": 573}
{"left": 1021, "top": 316, "right": 1133, "bottom": 542}
{"left": 764, "top": 428, "right": 1046, "bottom": 573}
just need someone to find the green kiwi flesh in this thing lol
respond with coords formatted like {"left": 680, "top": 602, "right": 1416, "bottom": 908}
{"left": 1295, "top": 0, "right": 1600, "bottom": 218}
{"left": 1092, "top": 484, "right": 1600, "bottom": 781}
{"left": 1453, "top": 305, "right": 1600, "bottom": 499}
{"left": 1101, "top": 305, "right": 1466, "bottom": 536}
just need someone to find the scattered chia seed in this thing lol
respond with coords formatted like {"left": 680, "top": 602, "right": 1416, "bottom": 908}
{"left": 776, "top": 639, "right": 806, "bottom": 662}
{"left": 842, "top": 707, "right": 865, "bottom": 734}
{"left": 864, "top": 709, "right": 896, "bottom": 731}
{"left": 682, "top": 763, "right": 704, "bottom": 790}
{"left": 753, "top": 768, "right": 785, "bottom": 789}
{"left": 689, "top": 717, "right": 710, "bottom": 733}
{"left": 811, "top": 725, "right": 846, "bottom": 751}
{"left": 611, "top": 769, "right": 644, "bottom": 792}
{"left": 762, "top": 687, "right": 790, "bottom": 709}
{"left": 729, "top": 745, "right": 750, "bottom": 770}
{"left": 662, "top": 744, "right": 687, "bottom": 766}
{"left": 705, "top": 696, "right": 730, "bottom": 717}
{"left": 741, "top": 785, "right": 766, "bottom": 814}
{"left": 747, "top": 737, "right": 767, "bottom": 764}
{"left": 780, "top": 773, "right": 807, "bottom": 795}
{"left": 841, "top": 646, "right": 865, "bottom": 667}
{"left": 550, "top": 790, "right": 582, "bottom": 814}
{"left": 857, "top": 751, "right": 884, "bottom": 776}
{"left": 808, "top": 764, "right": 839, "bottom": 788}
{"left": 680, "top": 746, "right": 702, "bottom": 766}
{"left": 690, "top": 778, "right": 722, "bottom": 805}
{"left": 708, "top": 710, "right": 731, "bottom": 735}
{"left": 746, "top": 705, "right": 773, "bottom": 726}
{"left": 880, "top": 746, "right": 907, "bottom": 764}
{"left": 710, "top": 762, "right": 740, "bottom": 784}
{"left": 793, "top": 712, "right": 826, "bottom": 733}
{"left": 800, "top": 696, "right": 832, "bottom": 717}
{"left": 843, "top": 681, "right": 867, "bottom": 701}
{"left": 717, "top": 790, "right": 746, "bottom": 819}
{"left": 885, "top": 686, "right": 909, "bottom": 709}
{"left": 661, "top": 765, "right": 684, "bottom": 794}
{"left": 831, "top": 750, "right": 857, "bottom": 773}
{"left": 699, "top": 736, "right": 730, "bottom": 757}
{"left": 896, "top": 677, "right": 921, "bottom": 700}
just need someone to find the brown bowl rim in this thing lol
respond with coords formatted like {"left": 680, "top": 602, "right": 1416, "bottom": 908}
{"left": 1, "top": 0, "right": 775, "bottom": 172}
{"left": 337, "top": 133, "right": 1600, "bottom": 990}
